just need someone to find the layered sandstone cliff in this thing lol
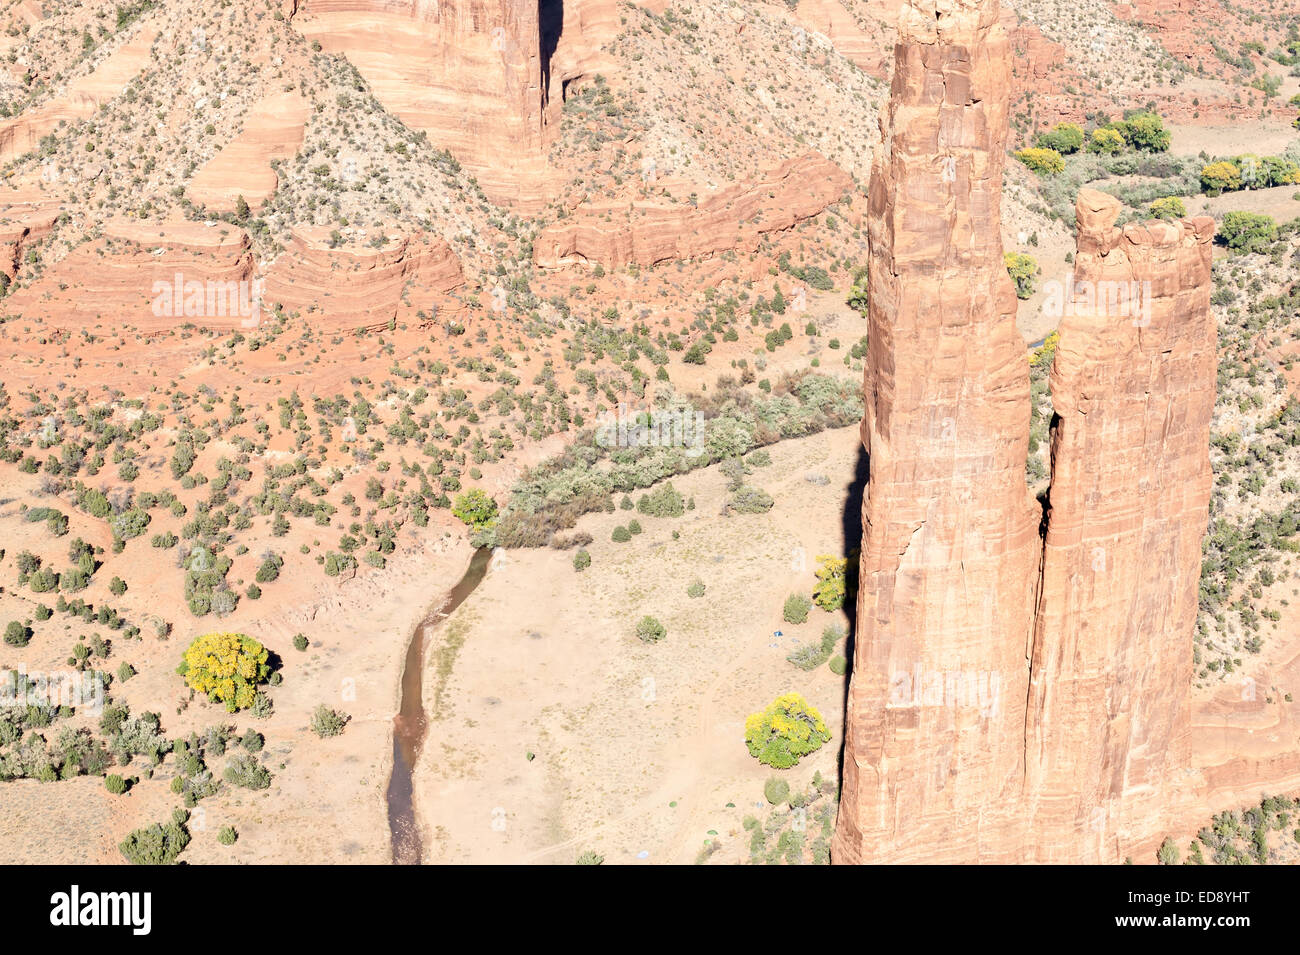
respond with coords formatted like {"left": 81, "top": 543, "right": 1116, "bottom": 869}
{"left": 831, "top": 0, "right": 1042, "bottom": 865}
{"left": 833, "top": 0, "right": 1219, "bottom": 864}
{"left": 263, "top": 226, "right": 465, "bottom": 327}
{"left": 533, "top": 152, "right": 852, "bottom": 270}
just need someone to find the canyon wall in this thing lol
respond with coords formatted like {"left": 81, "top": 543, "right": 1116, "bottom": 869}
{"left": 296, "top": 0, "right": 616, "bottom": 207}
{"left": 533, "top": 152, "right": 852, "bottom": 270}
{"left": 833, "top": 0, "right": 1218, "bottom": 863}
{"left": 831, "top": 0, "right": 1042, "bottom": 865}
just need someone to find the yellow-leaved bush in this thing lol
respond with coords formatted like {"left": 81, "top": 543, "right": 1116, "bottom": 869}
{"left": 177, "top": 632, "right": 270, "bottom": 712}
{"left": 745, "top": 692, "right": 831, "bottom": 769}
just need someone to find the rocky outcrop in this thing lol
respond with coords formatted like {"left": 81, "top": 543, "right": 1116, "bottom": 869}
{"left": 532, "top": 152, "right": 853, "bottom": 270}
{"left": 831, "top": 0, "right": 1042, "bottom": 865}
{"left": 187, "top": 92, "right": 309, "bottom": 214}
{"left": 1024, "top": 190, "right": 1216, "bottom": 862}
{"left": 833, "top": 0, "right": 1219, "bottom": 864}
{"left": 0, "top": 201, "right": 59, "bottom": 279}
{"left": 0, "top": 26, "right": 158, "bottom": 164}
{"left": 263, "top": 226, "right": 465, "bottom": 327}
{"left": 0, "top": 219, "right": 258, "bottom": 329}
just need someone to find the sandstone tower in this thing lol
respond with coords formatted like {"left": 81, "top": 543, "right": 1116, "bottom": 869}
{"left": 832, "top": 0, "right": 1217, "bottom": 863}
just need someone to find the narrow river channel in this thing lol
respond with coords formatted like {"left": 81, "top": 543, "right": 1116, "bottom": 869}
{"left": 387, "top": 546, "right": 492, "bottom": 865}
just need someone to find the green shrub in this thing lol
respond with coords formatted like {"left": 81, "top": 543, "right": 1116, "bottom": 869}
{"left": 223, "top": 753, "right": 272, "bottom": 790}
{"left": 1035, "top": 122, "right": 1084, "bottom": 154}
{"left": 828, "top": 655, "right": 847, "bottom": 676}
{"left": 729, "top": 485, "right": 773, "bottom": 514}
{"left": 105, "top": 774, "right": 127, "bottom": 795}
{"left": 635, "top": 616, "right": 666, "bottom": 643}
{"left": 764, "top": 777, "right": 791, "bottom": 805}
{"left": 573, "top": 548, "right": 591, "bottom": 571}
{"left": 292, "top": 633, "right": 309, "bottom": 651}
{"left": 576, "top": 850, "right": 604, "bottom": 865}
{"left": 687, "top": 579, "right": 705, "bottom": 598}
{"left": 4, "top": 621, "right": 29, "bottom": 647}
{"left": 310, "top": 704, "right": 350, "bottom": 738}
{"left": 1220, "top": 211, "right": 1278, "bottom": 253}
{"left": 627, "top": 519, "right": 642, "bottom": 535}
{"left": 612, "top": 525, "right": 631, "bottom": 543}
{"left": 119, "top": 819, "right": 190, "bottom": 865}
{"left": 451, "top": 489, "right": 498, "bottom": 530}
{"left": 218, "top": 825, "right": 238, "bottom": 846}
{"left": 783, "top": 594, "right": 811, "bottom": 624}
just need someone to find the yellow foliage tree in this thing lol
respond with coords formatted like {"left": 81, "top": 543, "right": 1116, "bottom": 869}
{"left": 177, "top": 632, "right": 271, "bottom": 712}
{"left": 745, "top": 692, "right": 831, "bottom": 769}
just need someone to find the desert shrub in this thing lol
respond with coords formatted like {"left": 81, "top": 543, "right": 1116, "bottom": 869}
{"left": 1200, "top": 160, "right": 1242, "bottom": 195}
{"left": 764, "top": 777, "right": 791, "bottom": 805}
{"left": 292, "top": 633, "right": 309, "bottom": 651}
{"left": 241, "top": 730, "right": 265, "bottom": 752}
{"left": 1157, "top": 837, "right": 1180, "bottom": 865}
{"left": 119, "top": 818, "right": 190, "bottom": 865}
{"left": 176, "top": 632, "right": 271, "bottom": 712}
{"left": 729, "top": 485, "right": 773, "bottom": 514}
{"left": 310, "top": 704, "right": 350, "bottom": 738}
{"left": 1004, "top": 252, "right": 1038, "bottom": 299}
{"left": 4, "top": 621, "right": 29, "bottom": 647}
{"left": 812, "top": 553, "right": 855, "bottom": 612}
{"left": 628, "top": 519, "right": 642, "bottom": 535}
{"left": 255, "top": 554, "right": 283, "bottom": 583}
{"left": 1149, "top": 196, "right": 1186, "bottom": 219}
{"left": 745, "top": 692, "right": 831, "bottom": 768}
{"left": 787, "top": 623, "right": 843, "bottom": 670}
{"left": 1036, "top": 122, "right": 1084, "bottom": 154}
{"left": 218, "top": 826, "right": 238, "bottom": 846}
{"left": 635, "top": 615, "right": 666, "bottom": 643}
{"left": 223, "top": 753, "right": 272, "bottom": 790}
{"left": 828, "top": 655, "right": 848, "bottom": 676}
{"left": 452, "top": 489, "right": 498, "bottom": 529}
{"left": 637, "top": 482, "right": 685, "bottom": 518}
{"left": 687, "top": 579, "right": 705, "bottom": 598}
{"left": 1014, "top": 147, "right": 1065, "bottom": 175}
{"left": 612, "top": 525, "right": 631, "bottom": 542}
{"left": 572, "top": 548, "right": 591, "bottom": 571}
{"left": 105, "top": 774, "right": 127, "bottom": 795}
{"left": 1112, "top": 112, "right": 1170, "bottom": 152}
{"left": 783, "top": 594, "right": 811, "bottom": 624}
{"left": 1220, "top": 211, "right": 1278, "bottom": 253}
{"left": 576, "top": 850, "right": 604, "bottom": 865}
{"left": 1088, "top": 127, "right": 1125, "bottom": 154}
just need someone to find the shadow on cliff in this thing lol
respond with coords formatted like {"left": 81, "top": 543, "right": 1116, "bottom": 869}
{"left": 835, "top": 441, "right": 868, "bottom": 781}
{"left": 539, "top": 0, "right": 563, "bottom": 112}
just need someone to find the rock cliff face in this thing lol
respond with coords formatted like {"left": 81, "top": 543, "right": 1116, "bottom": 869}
{"left": 533, "top": 152, "right": 852, "bottom": 270}
{"left": 187, "top": 92, "right": 309, "bottom": 214}
{"left": 833, "top": 0, "right": 1218, "bottom": 863}
{"left": 1024, "top": 190, "right": 1216, "bottom": 862}
{"left": 295, "top": 0, "right": 616, "bottom": 208}
{"left": 264, "top": 226, "right": 466, "bottom": 328}
{"left": 831, "top": 0, "right": 1042, "bottom": 865}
